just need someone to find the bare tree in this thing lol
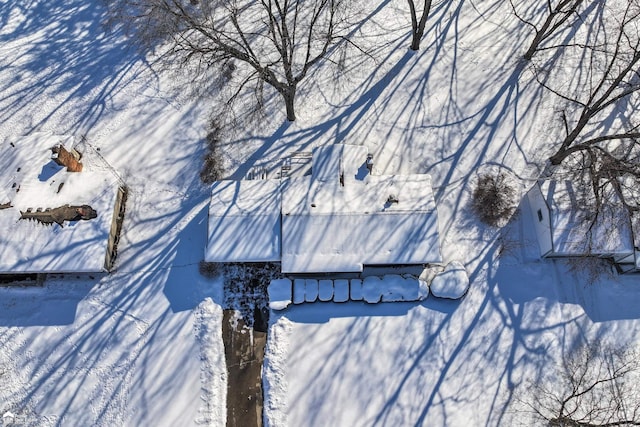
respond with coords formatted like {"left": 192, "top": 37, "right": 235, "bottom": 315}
{"left": 535, "top": 0, "right": 640, "bottom": 213}
{"left": 406, "top": 0, "right": 432, "bottom": 51}
{"left": 109, "top": 0, "right": 349, "bottom": 121}
{"left": 515, "top": 343, "right": 640, "bottom": 426}
{"left": 510, "top": 0, "right": 585, "bottom": 61}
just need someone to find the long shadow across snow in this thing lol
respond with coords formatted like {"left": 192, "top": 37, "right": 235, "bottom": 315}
{"left": 0, "top": 0, "right": 149, "bottom": 136}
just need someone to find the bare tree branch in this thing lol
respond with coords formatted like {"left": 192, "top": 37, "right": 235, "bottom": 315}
{"left": 526, "top": 1, "right": 640, "bottom": 219}
{"left": 107, "top": 0, "right": 351, "bottom": 121}
{"left": 514, "top": 344, "right": 640, "bottom": 426}
{"left": 510, "top": 0, "right": 586, "bottom": 61}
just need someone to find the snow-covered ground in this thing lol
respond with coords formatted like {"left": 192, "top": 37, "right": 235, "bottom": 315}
{"left": 259, "top": 1, "right": 640, "bottom": 426}
{"left": 265, "top": 203, "right": 640, "bottom": 426}
{"left": 0, "top": 2, "right": 225, "bottom": 425}
{"left": 1, "top": 0, "right": 639, "bottom": 426}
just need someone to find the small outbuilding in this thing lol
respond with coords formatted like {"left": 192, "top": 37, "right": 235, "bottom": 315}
{"left": 526, "top": 180, "right": 639, "bottom": 273}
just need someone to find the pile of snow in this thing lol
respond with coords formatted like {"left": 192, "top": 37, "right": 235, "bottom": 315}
{"left": 362, "top": 274, "right": 429, "bottom": 303}
{"left": 333, "top": 279, "right": 349, "bottom": 302}
{"left": 2, "top": 412, "right": 15, "bottom": 425}
{"left": 429, "top": 261, "right": 469, "bottom": 300}
{"left": 262, "top": 314, "right": 292, "bottom": 427}
{"left": 193, "top": 298, "right": 226, "bottom": 426}
{"left": 268, "top": 279, "right": 292, "bottom": 310}
{"left": 304, "top": 279, "right": 319, "bottom": 302}
{"left": 318, "top": 280, "right": 334, "bottom": 301}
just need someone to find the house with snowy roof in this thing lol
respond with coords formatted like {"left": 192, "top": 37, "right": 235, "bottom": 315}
{"left": 526, "top": 180, "right": 640, "bottom": 273}
{"left": 205, "top": 143, "right": 443, "bottom": 274}
{"left": 0, "top": 133, "right": 127, "bottom": 284}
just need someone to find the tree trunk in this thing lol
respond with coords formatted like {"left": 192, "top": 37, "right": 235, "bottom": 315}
{"left": 282, "top": 87, "right": 296, "bottom": 121}
{"left": 407, "top": 0, "right": 431, "bottom": 51}
{"left": 523, "top": 32, "right": 543, "bottom": 60}
{"left": 410, "top": 31, "right": 422, "bottom": 51}
{"left": 549, "top": 149, "right": 569, "bottom": 166}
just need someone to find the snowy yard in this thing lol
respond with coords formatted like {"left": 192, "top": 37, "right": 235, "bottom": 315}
{"left": 1, "top": 0, "right": 639, "bottom": 426}
{"left": 264, "top": 199, "right": 640, "bottom": 426}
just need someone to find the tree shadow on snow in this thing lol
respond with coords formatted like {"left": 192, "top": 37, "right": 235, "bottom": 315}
{"left": 0, "top": 0, "right": 149, "bottom": 136}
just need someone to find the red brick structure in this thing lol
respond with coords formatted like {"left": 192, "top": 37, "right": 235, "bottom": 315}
{"left": 51, "top": 144, "right": 83, "bottom": 172}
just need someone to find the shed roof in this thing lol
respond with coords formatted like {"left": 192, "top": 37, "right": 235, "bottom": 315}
{"left": 0, "top": 133, "right": 122, "bottom": 273}
{"left": 540, "top": 180, "right": 634, "bottom": 256}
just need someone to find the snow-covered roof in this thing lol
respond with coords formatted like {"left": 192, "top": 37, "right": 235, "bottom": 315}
{"left": 282, "top": 144, "right": 442, "bottom": 273}
{"left": 540, "top": 180, "right": 634, "bottom": 256}
{"left": 281, "top": 174, "right": 441, "bottom": 272}
{"left": 0, "top": 133, "right": 123, "bottom": 273}
{"left": 205, "top": 179, "right": 281, "bottom": 263}
{"left": 205, "top": 144, "right": 442, "bottom": 272}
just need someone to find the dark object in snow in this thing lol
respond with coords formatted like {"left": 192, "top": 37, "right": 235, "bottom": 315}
{"left": 472, "top": 173, "right": 517, "bottom": 227}
{"left": 366, "top": 153, "right": 374, "bottom": 173}
{"left": 20, "top": 204, "right": 97, "bottom": 226}
{"left": 387, "top": 194, "right": 399, "bottom": 204}
{"left": 51, "top": 144, "right": 83, "bottom": 172}
{"left": 198, "top": 260, "right": 220, "bottom": 278}
{"left": 200, "top": 118, "right": 225, "bottom": 184}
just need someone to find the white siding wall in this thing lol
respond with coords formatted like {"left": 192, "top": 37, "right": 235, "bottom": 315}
{"left": 526, "top": 184, "right": 553, "bottom": 257}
